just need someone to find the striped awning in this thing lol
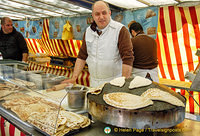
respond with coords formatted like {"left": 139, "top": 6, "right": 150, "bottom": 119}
{"left": 156, "top": 5, "right": 200, "bottom": 114}
{"left": 25, "top": 5, "right": 200, "bottom": 115}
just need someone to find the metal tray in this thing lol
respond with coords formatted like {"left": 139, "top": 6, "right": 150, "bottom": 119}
{"left": 33, "top": 118, "right": 91, "bottom": 136}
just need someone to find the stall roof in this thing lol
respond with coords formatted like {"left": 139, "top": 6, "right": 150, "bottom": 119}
{"left": 0, "top": 0, "right": 200, "bottom": 20}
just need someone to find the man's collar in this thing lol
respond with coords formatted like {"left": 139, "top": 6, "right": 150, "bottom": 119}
{"left": 90, "top": 21, "right": 97, "bottom": 32}
{"left": 90, "top": 18, "right": 112, "bottom": 33}
{"left": 136, "top": 31, "right": 145, "bottom": 36}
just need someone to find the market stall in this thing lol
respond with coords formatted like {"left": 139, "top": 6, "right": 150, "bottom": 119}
{"left": 0, "top": 63, "right": 200, "bottom": 136}
{"left": 1, "top": 0, "right": 200, "bottom": 136}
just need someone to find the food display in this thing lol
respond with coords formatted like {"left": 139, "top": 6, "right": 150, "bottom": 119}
{"left": 0, "top": 64, "right": 90, "bottom": 136}
{"left": 0, "top": 83, "right": 90, "bottom": 135}
{"left": 0, "top": 63, "right": 192, "bottom": 135}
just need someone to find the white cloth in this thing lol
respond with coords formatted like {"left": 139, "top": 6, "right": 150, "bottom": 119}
{"left": 132, "top": 67, "right": 159, "bottom": 83}
{"left": 85, "top": 19, "right": 124, "bottom": 87}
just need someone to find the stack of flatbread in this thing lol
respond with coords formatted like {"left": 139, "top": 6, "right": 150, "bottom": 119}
{"left": 9, "top": 78, "right": 36, "bottom": 89}
{"left": 103, "top": 92, "right": 153, "bottom": 110}
{"left": 27, "top": 110, "right": 90, "bottom": 136}
{"left": 141, "top": 88, "right": 185, "bottom": 107}
{"left": 0, "top": 92, "right": 29, "bottom": 101}
{"left": 0, "top": 83, "right": 21, "bottom": 99}
{"left": 2, "top": 93, "right": 90, "bottom": 136}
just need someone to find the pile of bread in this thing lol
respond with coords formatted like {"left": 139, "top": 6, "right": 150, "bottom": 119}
{"left": 9, "top": 78, "right": 36, "bottom": 89}
{"left": 0, "top": 82, "right": 23, "bottom": 99}
{"left": 2, "top": 92, "right": 90, "bottom": 136}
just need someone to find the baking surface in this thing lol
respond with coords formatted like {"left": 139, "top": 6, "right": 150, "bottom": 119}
{"left": 88, "top": 78, "right": 185, "bottom": 111}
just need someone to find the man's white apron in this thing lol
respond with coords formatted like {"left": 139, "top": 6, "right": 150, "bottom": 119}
{"left": 85, "top": 19, "right": 123, "bottom": 87}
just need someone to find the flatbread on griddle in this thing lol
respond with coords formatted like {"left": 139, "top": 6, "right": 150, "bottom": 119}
{"left": 110, "top": 77, "right": 125, "bottom": 87}
{"left": 103, "top": 92, "right": 153, "bottom": 110}
{"left": 129, "top": 76, "right": 152, "bottom": 89}
{"left": 141, "top": 88, "right": 185, "bottom": 107}
{"left": 87, "top": 83, "right": 106, "bottom": 95}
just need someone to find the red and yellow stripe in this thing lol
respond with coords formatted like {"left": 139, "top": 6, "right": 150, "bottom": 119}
{"left": 157, "top": 6, "right": 200, "bottom": 114}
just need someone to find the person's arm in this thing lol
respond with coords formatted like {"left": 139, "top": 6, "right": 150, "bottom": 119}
{"left": 122, "top": 64, "right": 132, "bottom": 78}
{"left": 22, "top": 53, "right": 28, "bottom": 62}
{"left": 62, "top": 58, "right": 86, "bottom": 84}
{"left": 118, "top": 26, "right": 134, "bottom": 78}
{"left": 62, "top": 33, "right": 88, "bottom": 84}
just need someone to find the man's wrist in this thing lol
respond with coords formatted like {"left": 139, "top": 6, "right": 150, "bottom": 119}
{"left": 72, "top": 75, "right": 78, "bottom": 81}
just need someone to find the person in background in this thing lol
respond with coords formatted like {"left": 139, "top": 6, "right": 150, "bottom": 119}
{"left": 129, "top": 22, "right": 159, "bottom": 82}
{"left": 0, "top": 17, "right": 28, "bottom": 62}
{"left": 62, "top": 0, "right": 134, "bottom": 87}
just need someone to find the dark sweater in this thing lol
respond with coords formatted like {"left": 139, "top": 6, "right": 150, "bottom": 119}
{"left": 131, "top": 31, "right": 158, "bottom": 69}
{"left": 0, "top": 28, "right": 28, "bottom": 61}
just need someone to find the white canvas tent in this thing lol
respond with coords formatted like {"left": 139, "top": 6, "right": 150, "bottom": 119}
{"left": 0, "top": 0, "right": 200, "bottom": 20}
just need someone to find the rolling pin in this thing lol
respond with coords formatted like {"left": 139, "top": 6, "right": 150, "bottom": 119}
{"left": 46, "top": 83, "right": 73, "bottom": 92}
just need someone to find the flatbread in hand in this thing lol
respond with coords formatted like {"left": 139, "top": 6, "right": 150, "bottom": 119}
{"left": 141, "top": 88, "right": 185, "bottom": 107}
{"left": 110, "top": 77, "right": 125, "bottom": 87}
{"left": 103, "top": 92, "right": 153, "bottom": 110}
{"left": 129, "top": 76, "right": 152, "bottom": 89}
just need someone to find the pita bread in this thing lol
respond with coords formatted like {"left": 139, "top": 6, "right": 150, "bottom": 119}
{"left": 80, "top": 115, "right": 91, "bottom": 128}
{"left": 10, "top": 103, "right": 53, "bottom": 121}
{"left": 0, "top": 92, "right": 29, "bottom": 101}
{"left": 87, "top": 83, "right": 106, "bottom": 95}
{"left": 129, "top": 76, "right": 152, "bottom": 89}
{"left": 2, "top": 96, "right": 42, "bottom": 109}
{"left": 110, "top": 77, "right": 125, "bottom": 87}
{"left": 0, "top": 90, "right": 13, "bottom": 98}
{"left": 103, "top": 92, "right": 153, "bottom": 110}
{"left": 9, "top": 78, "right": 36, "bottom": 89}
{"left": 141, "top": 88, "right": 185, "bottom": 107}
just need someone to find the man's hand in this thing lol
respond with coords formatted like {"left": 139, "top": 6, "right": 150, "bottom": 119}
{"left": 22, "top": 53, "right": 28, "bottom": 62}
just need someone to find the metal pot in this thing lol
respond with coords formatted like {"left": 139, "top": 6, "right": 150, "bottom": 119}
{"left": 65, "top": 86, "right": 87, "bottom": 109}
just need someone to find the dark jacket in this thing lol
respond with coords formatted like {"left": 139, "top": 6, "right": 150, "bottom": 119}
{"left": 0, "top": 27, "right": 28, "bottom": 61}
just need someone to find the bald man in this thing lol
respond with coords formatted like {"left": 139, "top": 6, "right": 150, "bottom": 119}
{"left": 0, "top": 17, "right": 28, "bottom": 62}
{"left": 62, "top": 1, "right": 134, "bottom": 87}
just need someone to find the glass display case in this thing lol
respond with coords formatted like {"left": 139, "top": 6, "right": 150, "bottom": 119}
{"left": 0, "top": 59, "right": 28, "bottom": 70}
{"left": 0, "top": 63, "right": 90, "bottom": 136}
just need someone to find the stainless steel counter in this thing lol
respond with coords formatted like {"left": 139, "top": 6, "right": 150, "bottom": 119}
{"left": 1, "top": 108, "right": 200, "bottom": 136}
{"left": 75, "top": 116, "right": 200, "bottom": 136}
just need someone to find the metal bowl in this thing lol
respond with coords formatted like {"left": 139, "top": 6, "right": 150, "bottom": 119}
{"left": 65, "top": 86, "right": 88, "bottom": 109}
